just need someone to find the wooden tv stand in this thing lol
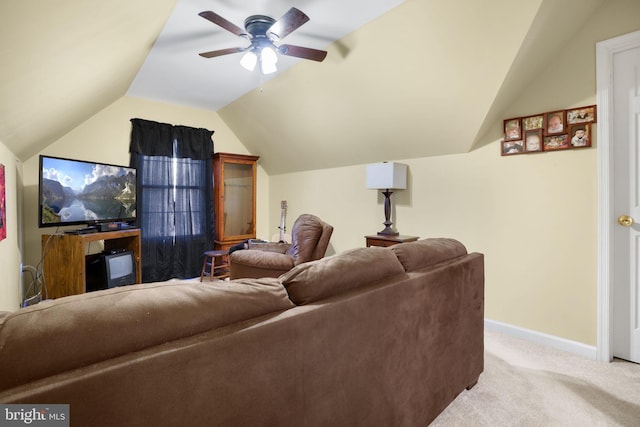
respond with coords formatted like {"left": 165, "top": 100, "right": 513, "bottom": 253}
{"left": 41, "top": 229, "right": 142, "bottom": 299}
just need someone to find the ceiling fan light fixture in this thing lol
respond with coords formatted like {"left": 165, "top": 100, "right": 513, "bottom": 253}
{"left": 198, "top": 8, "right": 327, "bottom": 74}
{"left": 260, "top": 46, "right": 278, "bottom": 74}
{"left": 240, "top": 51, "right": 257, "bottom": 71}
{"left": 260, "top": 59, "right": 277, "bottom": 75}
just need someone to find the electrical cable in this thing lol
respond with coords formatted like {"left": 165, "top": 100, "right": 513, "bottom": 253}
{"left": 34, "top": 227, "right": 61, "bottom": 301}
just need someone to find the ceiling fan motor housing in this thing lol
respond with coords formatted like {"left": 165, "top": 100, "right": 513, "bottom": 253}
{"left": 244, "top": 15, "right": 276, "bottom": 39}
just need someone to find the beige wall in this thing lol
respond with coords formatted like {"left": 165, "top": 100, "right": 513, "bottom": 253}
{"left": 0, "top": 142, "right": 23, "bottom": 311}
{"left": 20, "top": 96, "right": 268, "bottom": 281}
{"left": 270, "top": 142, "right": 597, "bottom": 345}
{"left": 267, "top": 0, "right": 640, "bottom": 347}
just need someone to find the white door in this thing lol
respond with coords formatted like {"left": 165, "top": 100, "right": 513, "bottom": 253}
{"left": 611, "top": 41, "right": 640, "bottom": 363}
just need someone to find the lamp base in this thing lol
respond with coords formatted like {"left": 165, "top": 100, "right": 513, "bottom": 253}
{"left": 377, "top": 227, "right": 399, "bottom": 236}
{"left": 377, "top": 189, "right": 399, "bottom": 236}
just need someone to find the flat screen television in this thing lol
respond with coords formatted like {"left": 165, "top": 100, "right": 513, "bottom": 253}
{"left": 39, "top": 155, "right": 136, "bottom": 228}
{"left": 86, "top": 250, "right": 137, "bottom": 291}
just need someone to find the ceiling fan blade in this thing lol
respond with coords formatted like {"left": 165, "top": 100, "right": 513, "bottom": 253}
{"left": 199, "top": 47, "right": 246, "bottom": 58}
{"left": 279, "top": 44, "right": 327, "bottom": 62}
{"left": 268, "top": 7, "right": 309, "bottom": 40}
{"left": 199, "top": 11, "right": 247, "bottom": 37}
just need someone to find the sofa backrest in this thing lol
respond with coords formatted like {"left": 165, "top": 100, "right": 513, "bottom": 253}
{"left": 0, "top": 278, "right": 294, "bottom": 391}
{"left": 280, "top": 246, "right": 406, "bottom": 305}
{"left": 279, "top": 238, "right": 469, "bottom": 305}
{"left": 390, "top": 238, "right": 468, "bottom": 272}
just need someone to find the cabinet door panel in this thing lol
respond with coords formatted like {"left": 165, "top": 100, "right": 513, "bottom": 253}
{"left": 213, "top": 153, "right": 260, "bottom": 245}
{"left": 223, "top": 163, "right": 254, "bottom": 237}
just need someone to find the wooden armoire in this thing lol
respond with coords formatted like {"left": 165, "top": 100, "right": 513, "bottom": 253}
{"left": 212, "top": 152, "right": 260, "bottom": 252}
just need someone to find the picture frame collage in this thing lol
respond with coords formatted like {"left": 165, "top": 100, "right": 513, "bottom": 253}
{"left": 502, "top": 105, "right": 596, "bottom": 156}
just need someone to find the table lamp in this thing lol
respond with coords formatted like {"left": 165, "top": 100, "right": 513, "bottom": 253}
{"left": 366, "top": 162, "right": 407, "bottom": 236}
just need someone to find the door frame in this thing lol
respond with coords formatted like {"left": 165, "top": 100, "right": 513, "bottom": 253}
{"left": 596, "top": 29, "right": 640, "bottom": 362}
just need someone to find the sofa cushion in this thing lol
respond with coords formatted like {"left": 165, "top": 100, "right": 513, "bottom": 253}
{"left": 390, "top": 238, "right": 468, "bottom": 272}
{"left": 281, "top": 247, "right": 406, "bottom": 305}
{"left": 0, "top": 278, "right": 294, "bottom": 391}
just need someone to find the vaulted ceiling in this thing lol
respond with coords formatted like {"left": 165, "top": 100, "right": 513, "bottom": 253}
{"left": 0, "top": 0, "right": 605, "bottom": 174}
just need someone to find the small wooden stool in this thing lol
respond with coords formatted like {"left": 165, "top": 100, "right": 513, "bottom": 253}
{"left": 200, "top": 250, "right": 229, "bottom": 281}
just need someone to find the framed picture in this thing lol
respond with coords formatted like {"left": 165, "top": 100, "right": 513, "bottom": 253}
{"left": 567, "top": 105, "right": 596, "bottom": 124}
{"left": 523, "top": 114, "right": 544, "bottom": 131}
{"left": 545, "top": 111, "right": 566, "bottom": 135}
{"left": 543, "top": 134, "right": 570, "bottom": 151}
{"left": 503, "top": 118, "right": 522, "bottom": 141}
{"left": 502, "top": 140, "right": 524, "bottom": 156}
{"left": 569, "top": 124, "right": 591, "bottom": 148}
{"left": 524, "top": 129, "right": 543, "bottom": 152}
{"left": 501, "top": 105, "right": 596, "bottom": 157}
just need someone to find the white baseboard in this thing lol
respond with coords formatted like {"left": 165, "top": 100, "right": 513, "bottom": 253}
{"left": 484, "top": 319, "right": 598, "bottom": 360}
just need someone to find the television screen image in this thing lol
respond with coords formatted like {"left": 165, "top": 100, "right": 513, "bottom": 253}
{"left": 39, "top": 155, "right": 136, "bottom": 228}
{"left": 108, "top": 252, "right": 134, "bottom": 281}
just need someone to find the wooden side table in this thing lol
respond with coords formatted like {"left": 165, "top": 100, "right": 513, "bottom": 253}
{"left": 365, "top": 234, "right": 419, "bottom": 248}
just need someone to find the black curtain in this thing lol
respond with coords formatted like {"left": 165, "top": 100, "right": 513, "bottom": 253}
{"left": 130, "top": 118, "right": 215, "bottom": 282}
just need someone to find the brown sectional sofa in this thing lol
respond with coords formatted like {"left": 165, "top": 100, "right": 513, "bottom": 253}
{"left": 0, "top": 238, "right": 484, "bottom": 426}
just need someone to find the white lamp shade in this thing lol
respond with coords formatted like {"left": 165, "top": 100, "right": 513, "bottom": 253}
{"left": 366, "top": 162, "right": 407, "bottom": 190}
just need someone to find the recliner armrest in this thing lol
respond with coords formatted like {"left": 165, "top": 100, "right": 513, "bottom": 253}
{"left": 230, "top": 250, "right": 295, "bottom": 279}
{"left": 247, "top": 242, "right": 290, "bottom": 254}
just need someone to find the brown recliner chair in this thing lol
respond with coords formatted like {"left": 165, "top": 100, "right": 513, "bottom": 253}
{"left": 230, "top": 214, "right": 333, "bottom": 279}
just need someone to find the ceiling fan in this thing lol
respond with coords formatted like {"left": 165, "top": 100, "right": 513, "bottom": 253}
{"left": 198, "top": 7, "right": 327, "bottom": 74}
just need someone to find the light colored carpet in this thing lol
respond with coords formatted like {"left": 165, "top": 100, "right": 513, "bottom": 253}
{"left": 431, "top": 330, "right": 640, "bottom": 426}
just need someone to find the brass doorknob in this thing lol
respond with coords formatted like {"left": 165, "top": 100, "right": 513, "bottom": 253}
{"left": 618, "top": 215, "right": 634, "bottom": 227}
